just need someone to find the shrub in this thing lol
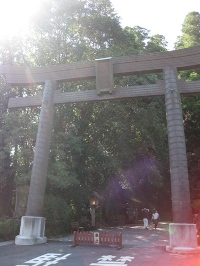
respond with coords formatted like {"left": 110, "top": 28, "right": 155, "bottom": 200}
{"left": 43, "top": 195, "right": 71, "bottom": 237}
{"left": 0, "top": 218, "right": 20, "bottom": 241}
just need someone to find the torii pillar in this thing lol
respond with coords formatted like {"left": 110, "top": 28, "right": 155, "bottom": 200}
{"left": 164, "top": 67, "right": 200, "bottom": 253}
{"left": 15, "top": 80, "right": 56, "bottom": 245}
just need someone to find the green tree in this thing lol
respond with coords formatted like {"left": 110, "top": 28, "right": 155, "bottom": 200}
{"left": 175, "top": 11, "right": 200, "bottom": 49}
{"left": 146, "top": 34, "right": 168, "bottom": 53}
{"left": 0, "top": 76, "right": 14, "bottom": 217}
{"left": 24, "top": 0, "right": 125, "bottom": 64}
{"left": 122, "top": 26, "right": 150, "bottom": 55}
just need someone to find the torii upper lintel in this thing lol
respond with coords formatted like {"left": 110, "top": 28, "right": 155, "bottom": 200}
{"left": 1, "top": 45, "right": 200, "bottom": 86}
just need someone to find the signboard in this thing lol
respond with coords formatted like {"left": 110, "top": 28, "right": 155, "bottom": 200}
{"left": 94, "top": 232, "right": 100, "bottom": 244}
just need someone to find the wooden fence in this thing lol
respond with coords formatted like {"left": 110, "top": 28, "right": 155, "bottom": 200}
{"left": 72, "top": 231, "right": 122, "bottom": 249}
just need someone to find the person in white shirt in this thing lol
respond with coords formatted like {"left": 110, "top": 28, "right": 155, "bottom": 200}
{"left": 152, "top": 210, "right": 159, "bottom": 229}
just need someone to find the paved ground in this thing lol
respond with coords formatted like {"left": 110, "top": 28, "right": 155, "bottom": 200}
{"left": 57, "top": 222, "right": 170, "bottom": 248}
{"left": 51, "top": 222, "right": 200, "bottom": 265}
{"left": 1, "top": 222, "right": 200, "bottom": 265}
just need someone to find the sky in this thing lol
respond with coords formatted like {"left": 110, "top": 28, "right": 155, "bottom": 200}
{"left": 0, "top": 0, "right": 199, "bottom": 51}
{"left": 0, "top": 0, "right": 41, "bottom": 39}
{"left": 111, "top": 0, "right": 200, "bottom": 50}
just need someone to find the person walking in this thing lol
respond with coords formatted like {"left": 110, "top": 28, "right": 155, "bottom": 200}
{"left": 152, "top": 210, "right": 159, "bottom": 229}
{"left": 142, "top": 208, "right": 149, "bottom": 229}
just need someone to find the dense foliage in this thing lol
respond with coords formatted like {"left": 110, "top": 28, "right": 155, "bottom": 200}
{"left": 0, "top": 1, "right": 199, "bottom": 238}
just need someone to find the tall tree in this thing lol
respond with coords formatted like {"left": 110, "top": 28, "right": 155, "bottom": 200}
{"left": 24, "top": 0, "right": 125, "bottom": 65}
{"left": 146, "top": 34, "right": 168, "bottom": 53}
{"left": 175, "top": 11, "right": 200, "bottom": 49}
{"left": 0, "top": 76, "right": 14, "bottom": 217}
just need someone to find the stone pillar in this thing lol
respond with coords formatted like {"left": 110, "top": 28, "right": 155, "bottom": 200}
{"left": 164, "top": 67, "right": 191, "bottom": 223}
{"left": 15, "top": 80, "right": 56, "bottom": 245}
{"left": 15, "top": 216, "right": 47, "bottom": 245}
{"left": 164, "top": 67, "right": 200, "bottom": 253}
{"left": 90, "top": 207, "right": 96, "bottom": 227}
{"left": 167, "top": 223, "right": 200, "bottom": 253}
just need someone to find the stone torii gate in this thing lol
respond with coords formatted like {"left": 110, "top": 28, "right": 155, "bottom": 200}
{"left": 2, "top": 46, "right": 200, "bottom": 252}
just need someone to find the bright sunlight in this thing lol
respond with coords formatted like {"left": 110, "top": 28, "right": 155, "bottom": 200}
{"left": 0, "top": 0, "right": 42, "bottom": 39}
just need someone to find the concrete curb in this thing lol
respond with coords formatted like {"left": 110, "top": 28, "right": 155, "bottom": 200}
{"left": 0, "top": 240, "right": 14, "bottom": 246}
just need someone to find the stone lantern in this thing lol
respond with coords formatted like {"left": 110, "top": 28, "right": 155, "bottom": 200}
{"left": 90, "top": 196, "right": 99, "bottom": 229}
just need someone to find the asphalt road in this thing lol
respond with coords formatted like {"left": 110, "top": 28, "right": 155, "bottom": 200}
{"left": 1, "top": 223, "right": 200, "bottom": 266}
{"left": 1, "top": 240, "right": 200, "bottom": 266}
{"left": 1, "top": 241, "right": 135, "bottom": 266}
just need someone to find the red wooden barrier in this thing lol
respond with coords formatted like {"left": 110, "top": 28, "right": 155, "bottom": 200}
{"left": 73, "top": 231, "right": 94, "bottom": 246}
{"left": 72, "top": 231, "right": 122, "bottom": 249}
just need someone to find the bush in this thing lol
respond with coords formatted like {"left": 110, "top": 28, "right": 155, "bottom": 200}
{"left": 0, "top": 218, "right": 20, "bottom": 241}
{"left": 0, "top": 195, "right": 72, "bottom": 241}
{"left": 43, "top": 195, "right": 71, "bottom": 237}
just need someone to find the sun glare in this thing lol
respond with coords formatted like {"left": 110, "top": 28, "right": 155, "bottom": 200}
{"left": 0, "top": 0, "right": 42, "bottom": 39}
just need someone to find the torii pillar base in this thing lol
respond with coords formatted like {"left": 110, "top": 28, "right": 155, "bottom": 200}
{"left": 15, "top": 216, "right": 47, "bottom": 245}
{"left": 166, "top": 223, "right": 200, "bottom": 254}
